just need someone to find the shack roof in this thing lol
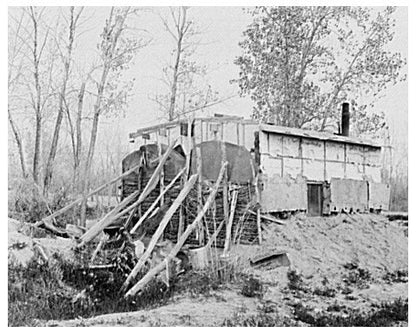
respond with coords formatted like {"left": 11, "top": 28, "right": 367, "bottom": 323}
{"left": 129, "top": 116, "right": 381, "bottom": 149}
{"left": 259, "top": 124, "right": 381, "bottom": 148}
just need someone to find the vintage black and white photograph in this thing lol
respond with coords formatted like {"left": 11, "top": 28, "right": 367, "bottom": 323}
{"left": 7, "top": 2, "right": 409, "bottom": 327}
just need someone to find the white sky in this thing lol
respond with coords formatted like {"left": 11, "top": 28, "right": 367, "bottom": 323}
{"left": 70, "top": 6, "right": 407, "bottom": 148}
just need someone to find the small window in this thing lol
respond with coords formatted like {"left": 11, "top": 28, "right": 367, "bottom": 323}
{"left": 159, "top": 128, "right": 167, "bottom": 137}
{"left": 180, "top": 122, "right": 194, "bottom": 136}
{"left": 209, "top": 123, "right": 220, "bottom": 134}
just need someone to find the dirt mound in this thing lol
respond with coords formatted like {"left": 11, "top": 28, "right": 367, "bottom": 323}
{"left": 44, "top": 290, "right": 259, "bottom": 327}
{"left": 259, "top": 213, "right": 407, "bottom": 280}
{"left": 8, "top": 218, "right": 77, "bottom": 266}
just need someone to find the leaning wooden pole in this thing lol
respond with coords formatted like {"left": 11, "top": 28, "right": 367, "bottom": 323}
{"left": 125, "top": 162, "right": 228, "bottom": 297}
{"left": 223, "top": 189, "right": 238, "bottom": 254}
{"left": 130, "top": 167, "right": 186, "bottom": 234}
{"left": 121, "top": 174, "right": 198, "bottom": 291}
{"left": 35, "top": 162, "right": 143, "bottom": 228}
{"left": 78, "top": 189, "right": 141, "bottom": 246}
{"left": 78, "top": 139, "right": 178, "bottom": 246}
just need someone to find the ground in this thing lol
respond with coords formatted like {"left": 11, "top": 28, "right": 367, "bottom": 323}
{"left": 8, "top": 213, "right": 408, "bottom": 327}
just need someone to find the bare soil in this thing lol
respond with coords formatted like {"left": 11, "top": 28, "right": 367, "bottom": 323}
{"left": 8, "top": 213, "right": 408, "bottom": 326}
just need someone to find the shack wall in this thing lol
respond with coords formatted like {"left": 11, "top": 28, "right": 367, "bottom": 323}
{"left": 368, "top": 182, "right": 390, "bottom": 210}
{"left": 260, "top": 175, "right": 307, "bottom": 212}
{"left": 259, "top": 131, "right": 382, "bottom": 183}
{"left": 330, "top": 178, "right": 368, "bottom": 212}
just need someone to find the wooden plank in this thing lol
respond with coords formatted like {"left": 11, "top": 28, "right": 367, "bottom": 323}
{"left": 221, "top": 134, "right": 229, "bottom": 247}
{"left": 90, "top": 233, "right": 109, "bottom": 264}
{"left": 194, "top": 123, "right": 204, "bottom": 245}
{"left": 122, "top": 174, "right": 198, "bottom": 291}
{"left": 157, "top": 136, "right": 165, "bottom": 206}
{"left": 257, "top": 208, "right": 262, "bottom": 245}
{"left": 35, "top": 160, "right": 143, "bottom": 227}
{"left": 251, "top": 159, "right": 262, "bottom": 244}
{"left": 124, "top": 162, "right": 228, "bottom": 297}
{"left": 248, "top": 210, "right": 286, "bottom": 225}
{"left": 223, "top": 190, "right": 238, "bottom": 254}
{"left": 78, "top": 188, "right": 141, "bottom": 246}
{"left": 79, "top": 139, "right": 178, "bottom": 245}
{"left": 130, "top": 167, "right": 186, "bottom": 234}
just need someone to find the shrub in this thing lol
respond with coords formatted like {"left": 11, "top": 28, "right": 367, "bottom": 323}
{"left": 222, "top": 305, "right": 293, "bottom": 327}
{"left": 8, "top": 252, "right": 175, "bottom": 326}
{"left": 382, "top": 269, "right": 408, "bottom": 284}
{"left": 292, "top": 298, "right": 408, "bottom": 327}
{"left": 10, "top": 180, "right": 75, "bottom": 226}
{"left": 342, "top": 265, "right": 372, "bottom": 289}
{"left": 313, "top": 287, "right": 337, "bottom": 298}
{"left": 172, "top": 270, "right": 222, "bottom": 298}
{"left": 241, "top": 276, "right": 263, "bottom": 298}
{"left": 287, "top": 269, "right": 307, "bottom": 292}
{"left": 222, "top": 312, "right": 281, "bottom": 327}
{"left": 8, "top": 256, "right": 77, "bottom": 326}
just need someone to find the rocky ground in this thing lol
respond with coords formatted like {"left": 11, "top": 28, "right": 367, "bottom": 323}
{"left": 8, "top": 213, "right": 408, "bottom": 327}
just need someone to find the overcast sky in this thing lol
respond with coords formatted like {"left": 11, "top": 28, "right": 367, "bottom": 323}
{"left": 7, "top": 6, "right": 409, "bottom": 149}
{"left": 79, "top": 6, "right": 407, "bottom": 146}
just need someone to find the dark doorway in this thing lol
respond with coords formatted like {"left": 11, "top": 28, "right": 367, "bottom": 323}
{"left": 307, "top": 183, "right": 323, "bottom": 216}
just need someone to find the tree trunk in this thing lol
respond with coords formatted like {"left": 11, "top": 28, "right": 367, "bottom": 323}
{"left": 8, "top": 109, "right": 28, "bottom": 178}
{"left": 30, "top": 6, "right": 42, "bottom": 185}
{"left": 44, "top": 7, "right": 76, "bottom": 193}
{"left": 32, "top": 107, "right": 41, "bottom": 184}
{"left": 79, "top": 110, "right": 101, "bottom": 227}
{"left": 167, "top": 7, "right": 187, "bottom": 121}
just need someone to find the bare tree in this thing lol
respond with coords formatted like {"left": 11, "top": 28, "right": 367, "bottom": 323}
{"left": 43, "top": 6, "right": 84, "bottom": 193}
{"left": 155, "top": 6, "right": 219, "bottom": 121}
{"left": 64, "top": 79, "right": 86, "bottom": 189}
{"left": 79, "top": 7, "right": 149, "bottom": 226}
{"left": 22, "top": 6, "right": 55, "bottom": 185}
{"left": 8, "top": 11, "right": 28, "bottom": 178}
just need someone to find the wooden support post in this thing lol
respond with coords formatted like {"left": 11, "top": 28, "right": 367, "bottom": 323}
{"left": 130, "top": 167, "right": 186, "bottom": 234}
{"left": 157, "top": 134, "right": 165, "bottom": 206}
{"left": 35, "top": 161, "right": 143, "bottom": 228}
{"left": 124, "top": 162, "right": 228, "bottom": 298}
{"left": 195, "top": 134, "right": 203, "bottom": 245}
{"left": 78, "top": 188, "right": 141, "bottom": 246}
{"left": 223, "top": 189, "right": 238, "bottom": 254}
{"left": 257, "top": 208, "right": 262, "bottom": 245}
{"left": 78, "top": 139, "right": 178, "bottom": 246}
{"left": 122, "top": 174, "right": 198, "bottom": 291}
{"left": 90, "top": 233, "right": 109, "bottom": 264}
{"left": 251, "top": 159, "right": 262, "bottom": 245}
{"left": 221, "top": 133, "right": 229, "bottom": 245}
{"left": 178, "top": 191, "right": 185, "bottom": 241}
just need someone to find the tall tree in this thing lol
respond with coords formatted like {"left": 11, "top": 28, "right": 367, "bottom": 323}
{"left": 25, "top": 6, "right": 55, "bottom": 184}
{"left": 43, "top": 6, "right": 84, "bottom": 193}
{"left": 154, "top": 6, "right": 218, "bottom": 121}
{"left": 8, "top": 11, "right": 28, "bottom": 178}
{"left": 235, "top": 6, "right": 405, "bottom": 135}
{"left": 79, "top": 7, "right": 149, "bottom": 226}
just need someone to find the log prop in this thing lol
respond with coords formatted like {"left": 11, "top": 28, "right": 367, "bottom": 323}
{"left": 78, "top": 138, "right": 178, "bottom": 246}
{"left": 78, "top": 189, "right": 141, "bottom": 246}
{"left": 223, "top": 189, "right": 238, "bottom": 254}
{"left": 130, "top": 167, "right": 186, "bottom": 234}
{"left": 121, "top": 174, "right": 199, "bottom": 292}
{"left": 35, "top": 160, "right": 143, "bottom": 228}
{"left": 248, "top": 210, "right": 286, "bottom": 225}
{"left": 124, "top": 162, "right": 228, "bottom": 298}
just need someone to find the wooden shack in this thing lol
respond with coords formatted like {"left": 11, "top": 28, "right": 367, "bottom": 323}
{"left": 128, "top": 111, "right": 389, "bottom": 217}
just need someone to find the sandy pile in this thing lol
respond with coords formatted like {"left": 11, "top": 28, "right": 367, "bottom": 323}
{"left": 259, "top": 213, "right": 408, "bottom": 280}
{"left": 8, "top": 218, "right": 76, "bottom": 266}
